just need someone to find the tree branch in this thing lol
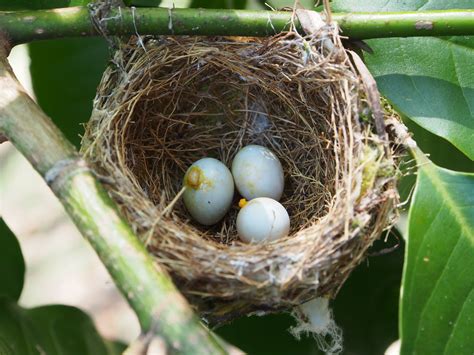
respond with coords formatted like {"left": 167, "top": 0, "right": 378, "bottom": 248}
{"left": 0, "top": 7, "right": 473, "bottom": 46}
{"left": 0, "top": 45, "right": 226, "bottom": 355}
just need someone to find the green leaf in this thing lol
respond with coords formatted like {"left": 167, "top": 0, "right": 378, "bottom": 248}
{"left": 397, "top": 117, "right": 474, "bottom": 204}
{"left": 400, "top": 149, "right": 474, "bottom": 354}
{"left": 0, "top": 219, "right": 25, "bottom": 301}
{"left": 332, "top": 0, "right": 474, "bottom": 160}
{"left": 0, "top": 298, "right": 125, "bottom": 355}
{"left": 332, "top": 0, "right": 473, "bottom": 11}
{"left": 29, "top": 38, "right": 109, "bottom": 148}
{"left": 125, "top": 0, "right": 162, "bottom": 6}
{"left": 190, "top": 0, "right": 247, "bottom": 9}
{"left": 0, "top": 1, "right": 71, "bottom": 10}
{"left": 69, "top": 0, "right": 92, "bottom": 5}
{"left": 404, "top": 118, "right": 474, "bottom": 173}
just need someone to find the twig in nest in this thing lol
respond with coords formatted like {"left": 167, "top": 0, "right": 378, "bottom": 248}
{"left": 348, "top": 50, "right": 387, "bottom": 141}
{"left": 323, "top": 0, "right": 333, "bottom": 24}
{"left": 368, "top": 232, "right": 400, "bottom": 257}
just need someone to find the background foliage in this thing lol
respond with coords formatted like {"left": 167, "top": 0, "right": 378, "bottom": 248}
{"left": 0, "top": 0, "right": 473, "bottom": 354}
{"left": 400, "top": 154, "right": 474, "bottom": 354}
{"left": 0, "top": 220, "right": 125, "bottom": 354}
{"left": 332, "top": 1, "right": 474, "bottom": 353}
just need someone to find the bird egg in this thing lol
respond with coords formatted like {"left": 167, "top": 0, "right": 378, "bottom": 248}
{"left": 183, "top": 158, "right": 234, "bottom": 225}
{"left": 232, "top": 145, "right": 284, "bottom": 201}
{"left": 237, "top": 197, "right": 290, "bottom": 243}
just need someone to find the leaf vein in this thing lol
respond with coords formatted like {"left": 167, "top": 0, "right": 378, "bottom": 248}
{"left": 413, "top": 229, "right": 464, "bottom": 350}
{"left": 423, "top": 165, "right": 474, "bottom": 241}
{"left": 442, "top": 287, "right": 474, "bottom": 355}
{"left": 404, "top": 192, "right": 443, "bottom": 345}
{"left": 449, "top": 45, "right": 474, "bottom": 119}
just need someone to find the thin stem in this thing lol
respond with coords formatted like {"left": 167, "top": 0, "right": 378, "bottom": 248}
{"left": 0, "top": 47, "right": 226, "bottom": 355}
{"left": 0, "top": 7, "right": 473, "bottom": 45}
{"left": 323, "top": 0, "right": 332, "bottom": 24}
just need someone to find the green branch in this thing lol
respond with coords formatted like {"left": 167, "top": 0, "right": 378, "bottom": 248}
{"left": 0, "top": 46, "right": 226, "bottom": 355}
{"left": 0, "top": 7, "right": 473, "bottom": 45}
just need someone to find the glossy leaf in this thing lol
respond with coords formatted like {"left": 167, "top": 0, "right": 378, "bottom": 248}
{"left": 0, "top": 298, "right": 125, "bottom": 355}
{"left": 401, "top": 150, "right": 474, "bottom": 354}
{"left": 332, "top": 0, "right": 473, "bottom": 11}
{"left": 29, "top": 38, "right": 109, "bottom": 148}
{"left": 0, "top": 1, "right": 71, "bottom": 10}
{"left": 124, "top": 0, "right": 162, "bottom": 6}
{"left": 0, "top": 219, "right": 25, "bottom": 301}
{"left": 190, "top": 0, "right": 247, "bottom": 9}
{"left": 403, "top": 118, "right": 474, "bottom": 173}
{"left": 397, "top": 117, "right": 474, "bottom": 204}
{"left": 332, "top": 0, "right": 474, "bottom": 160}
{"left": 271, "top": 0, "right": 315, "bottom": 9}
{"left": 69, "top": 0, "right": 92, "bottom": 5}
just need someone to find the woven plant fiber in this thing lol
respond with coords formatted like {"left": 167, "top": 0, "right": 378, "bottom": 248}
{"left": 82, "top": 23, "right": 399, "bottom": 326}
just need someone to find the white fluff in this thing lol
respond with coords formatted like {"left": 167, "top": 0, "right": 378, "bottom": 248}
{"left": 300, "top": 298, "right": 332, "bottom": 332}
{"left": 291, "top": 297, "right": 343, "bottom": 355}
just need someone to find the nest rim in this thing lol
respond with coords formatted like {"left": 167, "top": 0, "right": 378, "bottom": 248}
{"left": 82, "top": 27, "right": 399, "bottom": 324}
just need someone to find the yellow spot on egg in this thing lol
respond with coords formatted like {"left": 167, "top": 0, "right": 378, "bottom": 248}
{"left": 239, "top": 198, "right": 248, "bottom": 208}
{"left": 185, "top": 166, "right": 203, "bottom": 189}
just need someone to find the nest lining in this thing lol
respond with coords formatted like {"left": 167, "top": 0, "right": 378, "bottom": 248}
{"left": 82, "top": 26, "right": 398, "bottom": 324}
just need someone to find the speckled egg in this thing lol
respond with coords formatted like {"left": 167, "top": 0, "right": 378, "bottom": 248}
{"left": 183, "top": 158, "right": 234, "bottom": 225}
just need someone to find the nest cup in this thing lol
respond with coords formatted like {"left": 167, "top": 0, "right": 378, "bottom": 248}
{"left": 82, "top": 25, "right": 398, "bottom": 325}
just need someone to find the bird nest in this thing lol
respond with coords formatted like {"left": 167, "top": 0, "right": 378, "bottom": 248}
{"left": 82, "top": 24, "right": 399, "bottom": 326}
